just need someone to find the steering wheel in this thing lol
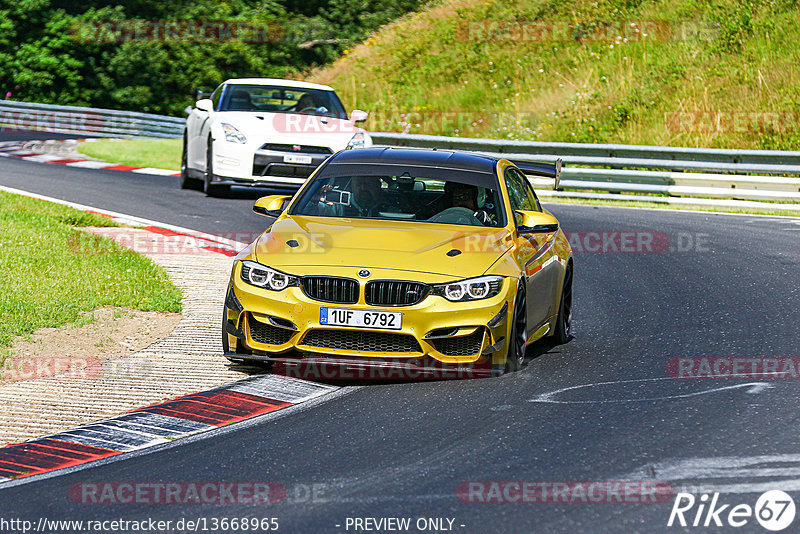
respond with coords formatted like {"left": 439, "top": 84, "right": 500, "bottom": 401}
{"left": 473, "top": 209, "right": 497, "bottom": 226}
{"left": 299, "top": 107, "right": 318, "bottom": 113}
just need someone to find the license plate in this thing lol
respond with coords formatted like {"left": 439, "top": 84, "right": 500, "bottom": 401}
{"left": 283, "top": 154, "right": 312, "bottom": 165}
{"left": 319, "top": 308, "right": 402, "bottom": 330}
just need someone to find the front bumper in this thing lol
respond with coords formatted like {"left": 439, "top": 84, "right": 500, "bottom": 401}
{"left": 210, "top": 142, "right": 332, "bottom": 189}
{"left": 224, "top": 265, "right": 514, "bottom": 372}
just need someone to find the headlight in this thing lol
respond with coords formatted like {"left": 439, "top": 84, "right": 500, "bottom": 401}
{"left": 431, "top": 276, "right": 503, "bottom": 302}
{"left": 240, "top": 261, "right": 298, "bottom": 291}
{"left": 346, "top": 132, "right": 367, "bottom": 149}
{"left": 221, "top": 123, "right": 247, "bottom": 144}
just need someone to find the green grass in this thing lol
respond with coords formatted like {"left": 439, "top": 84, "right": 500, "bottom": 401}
{"left": 0, "top": 191, "right": 183, "bottom": 357}
{"left": 77, "top": 138, "right": 182, "bottom": 170}
{"left": 542, "top": 196, "right": 800, "bottom": 216}
{"left": 309, "top": 0, "right": 800, "bottom": 151}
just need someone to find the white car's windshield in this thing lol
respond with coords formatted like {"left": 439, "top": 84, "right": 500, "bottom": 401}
{"left": 291, "top": 174, "right": 507, "bottom": 227}
{"left": 218, "top": 84, "right": 348, "bottom": 119}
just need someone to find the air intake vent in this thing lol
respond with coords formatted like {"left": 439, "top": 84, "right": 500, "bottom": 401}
{"left": 249, "top": 315, "right": 295, "bottom": 346}
{"left": 301, "top": 330, "right": 421, "bottom": 353}
{"left": 260, "top": 143, "right": 333, "bottom": 154}
{"left": 430, "top": 329, "right": 484, "bottom": 356}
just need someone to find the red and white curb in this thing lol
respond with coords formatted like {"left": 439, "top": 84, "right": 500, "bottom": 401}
{"left": 0, "top": 375, "right": 337, "bottom": 482}
{"left": 0, "top": 139, "right": 180, "bottom": 177}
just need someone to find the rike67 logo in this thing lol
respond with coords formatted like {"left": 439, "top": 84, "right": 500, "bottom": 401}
{"left": 668, "top": 490, "right": 796, "bottom": 531}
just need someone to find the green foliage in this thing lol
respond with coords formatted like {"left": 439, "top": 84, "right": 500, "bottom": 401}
{"left": 0, "top": 191, "right": 182, "bottom": 350}
{"left": 0, "top": 0, "right": 424, "bottom": 115}
{"left": 312, "top": 0, "right": 800, "bottom": 149}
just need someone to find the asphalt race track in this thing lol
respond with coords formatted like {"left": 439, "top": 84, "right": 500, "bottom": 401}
{"left": 2, "top": 131, "right": 800, "bottom": 532}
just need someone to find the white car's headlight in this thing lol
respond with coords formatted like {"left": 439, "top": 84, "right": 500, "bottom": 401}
{"left": 240, "top": 261, "right": 299, "bottom": 291}
{"left": 221, "top": 122, "right": 247, "bottom": 144}
{"left": 431, "top": 276, "right": 503, "bottom": 302}
{"left": 346, "top": 132, "right": 367, "bottom": 149}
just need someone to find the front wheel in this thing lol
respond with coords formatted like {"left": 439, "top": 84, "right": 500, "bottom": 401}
{"left": 504, "top": 284, "right": 527, "bottom": 373}
{"left": 551, "top": 264, "right": 573, "bottom": 345}
{"left": 180, "top": 136, "right": 202, "bottom": 190}
{"left": 204, "top": 139, "right": 230, "bottom": 197}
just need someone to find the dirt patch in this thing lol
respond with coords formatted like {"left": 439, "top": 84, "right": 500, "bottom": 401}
{"left": 1, "top": 306, "right": 181, "bottom": 384}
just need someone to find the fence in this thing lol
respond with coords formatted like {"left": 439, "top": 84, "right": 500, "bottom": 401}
{"left": 370, "top": 133, "right": 800, "bottom": 205}
{"left": 1, "top": 100, "right": 798, "bottom": 208}
{"left": 0, "top": 99, "right": 184, "bottom": 139}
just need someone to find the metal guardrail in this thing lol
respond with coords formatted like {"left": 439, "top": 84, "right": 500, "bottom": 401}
{"left": 370, "top": 132, "right": 800, "bottom": 204}
{"left": 0, "top": 100, "right": 797, "bottom": 206}
{"left": 0, "top": 99, "right": 184, "bottom": 139}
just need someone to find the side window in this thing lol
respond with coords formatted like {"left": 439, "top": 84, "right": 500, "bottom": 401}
{"left": 211, "top": 85, "right": 224, "bottom": 111}
{"left": 504, "top": 168, "right": 535, "bottom": 225}
{"left": 519, "top": 170, "right": 542, "bottom": 212}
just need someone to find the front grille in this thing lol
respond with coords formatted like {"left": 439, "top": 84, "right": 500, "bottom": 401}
{"left": 249, "top": 316, "right": 295, "bottom": 346}
{"left": 253, "top": 162, "right": 317, "bottom": 178}
{"left": 301, "top": 276, "right": 359, "bottom": 304}
{"left": 365, "top": 281, "right": 429, "bottom": 307}
{"left": 260, "top": 143, "right": 333, "bottom": 154}
{"left": 301, "top": 330, "right": 422, "bottom": 353}
{"left": 430, "top": 329, "right": 485, "bottom": 356}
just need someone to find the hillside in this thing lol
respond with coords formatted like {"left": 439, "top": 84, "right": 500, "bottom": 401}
{"left": 308, "top": 0, "right": 800, "bottom": 150}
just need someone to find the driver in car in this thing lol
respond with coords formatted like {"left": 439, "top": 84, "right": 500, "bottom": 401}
{"left": 293, "top": 93, "right": 321, "bottom": 113}
{"left": 428, "top": 182, "right": 494, "bottom": 226}
{"left": 348, "top": 176, "right": 383, "bottom": 217}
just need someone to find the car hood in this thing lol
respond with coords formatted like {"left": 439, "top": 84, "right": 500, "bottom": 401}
{"left": 253, "top": 216, "right": 513, "bottom": 279}
{"left": 214, "top": 112, "right": 365, "bottom": 150}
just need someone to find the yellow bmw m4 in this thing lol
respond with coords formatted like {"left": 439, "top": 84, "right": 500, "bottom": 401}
{"left": 223, "top": 147, "right": 572, "bottom": 379}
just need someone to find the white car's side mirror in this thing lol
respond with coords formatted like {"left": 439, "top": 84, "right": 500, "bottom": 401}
{"left": 195, "top": 98, "right": 213, "bottom": 112}
{"left": 350, "top": 109, "right": 368, "bottom": 123}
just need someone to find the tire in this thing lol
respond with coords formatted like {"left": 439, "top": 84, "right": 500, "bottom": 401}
{"left": 204, "top": 138, "right": 230, "bottom": 197}
{"left": 179, "top": 135, "right": 202, "bottom": 190}
{"left": 504, "top": 283, "right": 527, "bottom": 373}
{"left": 551, "top": 264, "right": 573, "bottom": 345}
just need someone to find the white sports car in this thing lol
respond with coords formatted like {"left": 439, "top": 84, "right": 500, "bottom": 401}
{"left": 181, "top": 78, "right": 372, "bottom": 196}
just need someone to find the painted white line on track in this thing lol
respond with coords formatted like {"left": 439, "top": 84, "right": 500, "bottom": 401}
{"left": 20, "top": 154, "right": 65, "bottom": 163}
{"left": 63, "top": 160, "right": 116, "bottom": 169}
{"left": 131, "top": 167, "right": 179, "bottom": 175}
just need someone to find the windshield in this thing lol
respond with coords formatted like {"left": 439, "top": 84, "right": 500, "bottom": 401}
{"left": 218, "top": 84, "right": 348, "bottom": 119}
{"left": 290, "top": 174, "right": 507, "bottom": 227}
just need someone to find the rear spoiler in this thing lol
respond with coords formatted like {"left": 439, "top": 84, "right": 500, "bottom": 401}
{"left": 513, "top": 158, "right": 563, "bottom": 190}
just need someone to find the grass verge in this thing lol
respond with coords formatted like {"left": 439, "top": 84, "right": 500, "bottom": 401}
{"left": 77, "top": 138, "right": 182, "bottom": 170}
{"left": 543, "top": 196, "right": 800, "bottom": 217}
{"left": 309, "top": 0, "right": 800, "bottom": 151}
{"left": 0, "top": 191, "right": 183, "bottom": 360}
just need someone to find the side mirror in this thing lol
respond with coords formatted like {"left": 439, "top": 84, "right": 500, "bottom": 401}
{"left": 253, "top": 195, "right": 291, "bottom": 217}
{"left": 350, "top": 109, "right": 368, "bottom": 123}
{"left": 516, "top": 211, "right": 559, "bottom": 234}
{"left": 195, "top": 98, "right": 213, "bottom": 112}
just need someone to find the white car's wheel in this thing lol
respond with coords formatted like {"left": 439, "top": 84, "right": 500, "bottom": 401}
{"left": 179, "top": 135, "right": 202, "bottom": 190}
{"left": 204, "top": 138, "right": 230, "bottom": 197}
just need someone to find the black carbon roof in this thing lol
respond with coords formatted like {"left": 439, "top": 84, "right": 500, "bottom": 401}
{"left": 328, "top": 147, "right": 497, "bottom": 173}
